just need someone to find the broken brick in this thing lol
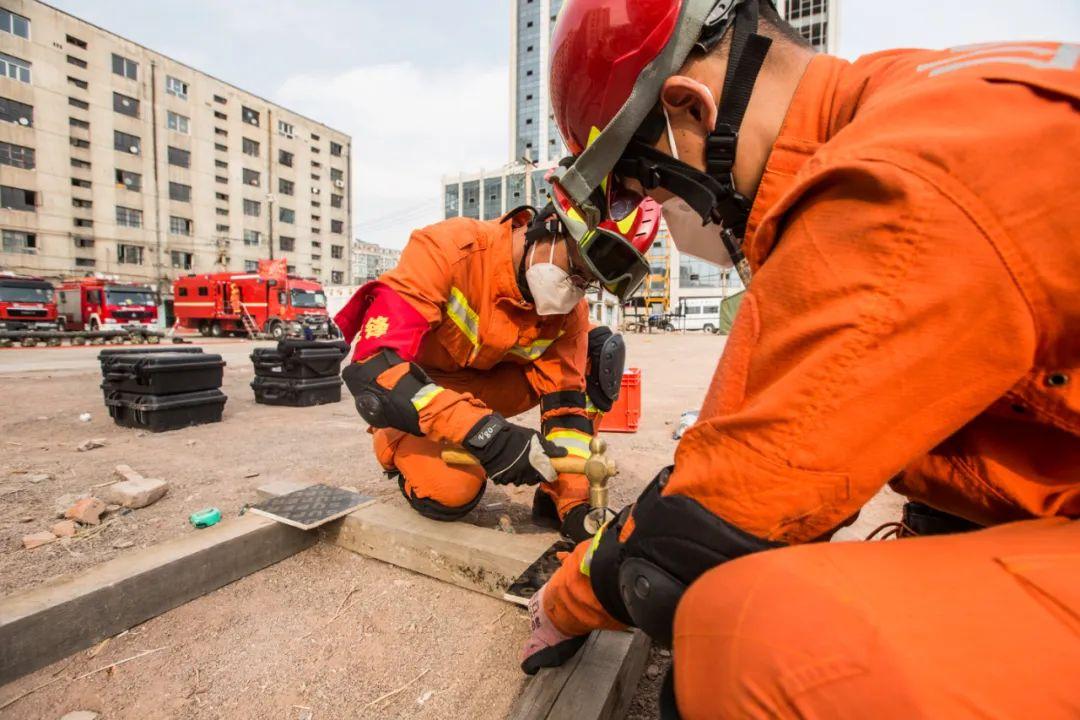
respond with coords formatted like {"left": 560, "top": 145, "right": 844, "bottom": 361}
{"left": 65, "top": 497, "right": 107, "bottom": 525}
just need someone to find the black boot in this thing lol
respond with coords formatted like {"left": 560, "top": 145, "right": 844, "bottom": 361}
{"left": 531, "top": 486, "right": 560, "bottom": 529}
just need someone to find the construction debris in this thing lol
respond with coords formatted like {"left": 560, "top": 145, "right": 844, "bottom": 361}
{"left": 51, "top": 520, "right": 78, "bottom": 538}
{"left": 78, "top": 413, "right": 92, "bottom": 423}
{"left": 65, "top": 497, "right": 106, "bottom": 525}
{"left": 22, "top": 531, "right": 57, "bottom": 549}
{"left": 114, "top": 464, "right": 144, "bottom": 483}
{"left": 26, "top": 473, "right": 51, "bottom": 484}
{"left": 60, "top": 712, "right": 99, "bottom": 720}
{"left": 112, "top": 539, "right": 135, "bottom": 550}
{"left": 75, "top": 438, "right": 106, "bottom": 452}
{"left": 104, "top": 477, "right": 168, "bottom": 509}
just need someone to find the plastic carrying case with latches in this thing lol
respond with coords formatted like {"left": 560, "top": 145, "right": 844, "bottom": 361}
{"left": 105, "top": 388, "right": 227, "bottom": 432}
{"left": 100, "top": 352, "right": 225, "bottom": 395}
{"left": 251, "top": 375, "right": 342, "bottom": 407}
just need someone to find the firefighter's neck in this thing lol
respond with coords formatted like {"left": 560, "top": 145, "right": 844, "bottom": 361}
{"left": 666, "top": 40, "right": 813, "bottom": 199}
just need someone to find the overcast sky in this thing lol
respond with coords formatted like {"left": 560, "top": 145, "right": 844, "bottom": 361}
{"left": 48, "top": 1, "right": 1079, "bottom": 251}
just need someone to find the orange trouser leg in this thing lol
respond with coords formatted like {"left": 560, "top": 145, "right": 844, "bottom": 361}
{"left": 373, "top": 428, "right": 486, "bottom": 520}
{"left": 672, "top": 517, "right": 1080, "bottom": 719}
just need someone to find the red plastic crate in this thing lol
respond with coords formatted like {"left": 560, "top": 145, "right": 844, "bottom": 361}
{"left": 598, "top": 368, "right": 641, "bottom": 433}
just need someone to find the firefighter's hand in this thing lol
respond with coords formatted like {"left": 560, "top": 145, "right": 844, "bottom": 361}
{"left": 521, "top": 583, "right": 588, "bottom": 675}
{"left": 464, "top": 414, "right": 566, "bottom": 486}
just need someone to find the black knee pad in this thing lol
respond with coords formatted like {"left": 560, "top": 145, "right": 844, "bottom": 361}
{"left": 395, "top": 472, "right": 485, "bottom": 522}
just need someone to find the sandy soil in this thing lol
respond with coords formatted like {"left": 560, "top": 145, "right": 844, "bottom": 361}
{"left": 0, "top": 332, "right": 903, "bottom": 719}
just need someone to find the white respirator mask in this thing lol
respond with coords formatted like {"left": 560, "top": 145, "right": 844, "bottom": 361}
{"left": 659, "top": 103, "right": 733, "bottom": 268}
{"left": 525, "top": 238, "right": 586, "bottom": 316}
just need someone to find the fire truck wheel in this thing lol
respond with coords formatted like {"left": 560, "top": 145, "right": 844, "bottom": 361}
{"left": 268, "top": 320, "right": 285, "bottom": 340}
{"left": 198, "top": 320, "right": 211, "bottom": 337}
{"left": 210, "top": 321, "right": 225, "bottom": 338}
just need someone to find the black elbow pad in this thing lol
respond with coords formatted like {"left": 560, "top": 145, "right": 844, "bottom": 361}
{"left": 588, "top": 467, "right": 783, "bottom": 646}
{"left": 341, "top": 348, "right": 434, "bottom": 436}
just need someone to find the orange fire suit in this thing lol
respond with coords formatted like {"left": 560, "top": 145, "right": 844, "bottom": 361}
{"left": 336, "top": 213, "right": 592, "bottom": 520}
{"left": 542, "top": 44, "right": 1080, "bottom": 715}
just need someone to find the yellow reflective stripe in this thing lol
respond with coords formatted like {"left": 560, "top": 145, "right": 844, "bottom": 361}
{"left": 580, "top": 524, "right": 605, "bottom": 577}
{"left": 446, "top": 287, "right": 480, "bottom": 348}
{"left": 546, "top": 429, "right": 591, "bottom": 459}
{"left": 410, "top": 383, "right": 445, "bottom": 412}
{"left": 615, "top": 205, "right": 638, "bottom": 235}
{"left": 508, "top": 336, "right": 557, "bottom": 361}
{"left": 585, "top": 396, "right": 598, "bottom": 413}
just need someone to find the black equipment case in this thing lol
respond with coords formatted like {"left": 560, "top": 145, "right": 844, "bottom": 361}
{"left": 251, "top": 375, "right": 342, "bottom": 407}
{"left": 105, "top": 388, "right": 227, "bottom": 432}
{"left": 250, "top": 346, "right": 347, "bottom": 379}
{"left": 101, "top": 352, "right": 225, "bottom": 395}
{"left": 98, "top": 346, "right": 203, "bottom": 373}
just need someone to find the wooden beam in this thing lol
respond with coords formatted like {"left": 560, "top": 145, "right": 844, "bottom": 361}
{"left": 259, "top": 482, "right": 557, "bottom": 600}
{"left": 511, "top": 630, "right": 651, "bottom": 720}
{"left": 0, "top": 514, "right": 314, "bottom": 686}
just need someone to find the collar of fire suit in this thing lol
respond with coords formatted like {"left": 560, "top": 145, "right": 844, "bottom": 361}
{"left": 742, "top": 54, "right": 852, "bottom": 269}
{"left": 491, "top": 220, "right": 532, "bottom": 309}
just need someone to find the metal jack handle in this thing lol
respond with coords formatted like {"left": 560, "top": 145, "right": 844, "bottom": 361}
{"left": 582, "top": 437, "right": 618, "bottom": 535}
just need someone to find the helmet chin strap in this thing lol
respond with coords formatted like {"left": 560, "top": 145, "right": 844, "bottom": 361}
{"left": 619, "top": 0, "right": 771, "bottom": 286}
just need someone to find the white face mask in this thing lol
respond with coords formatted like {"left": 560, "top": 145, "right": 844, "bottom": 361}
{"left": 659, "top": 102, "right": 733, "bottom": 268}
{"left": 525, "top": 239, "right": 586, "bottom": 316}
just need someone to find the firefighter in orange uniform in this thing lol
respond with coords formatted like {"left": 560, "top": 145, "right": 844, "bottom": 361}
{"left": 519, "top": 0, "right": 1080, "bottom": 716}
{"left": 334, "top": 205, "right": 657, "bottom": 540}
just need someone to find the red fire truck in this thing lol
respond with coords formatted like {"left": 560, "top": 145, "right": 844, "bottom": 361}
{"left": 0, "top": 274, "right": 61, "bottom": 332}
{"left": 57, "top": 278, "right": 160, "bottom": 332}
{"left": 172, "top": 268, "right": 332, "bottom": 339}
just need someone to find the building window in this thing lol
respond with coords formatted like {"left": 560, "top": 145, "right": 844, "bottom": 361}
{"left": 0, "top": 141, "right": 35, "bottom": 170}
{"left": 70, "top": 136, "right": 90, "bottom": 149}
{"left": 69, "top": 97, "right": 89, "bottom": 110}
{"left": 331, "top": 271, "right": 344, "bottom": 284}
{"left": 215, "top": 192, "right": 228, "bottom": 201}
{"left": 171, "top": 251, "right": 193, "bottom": 269}
{"left": 214, "top": 110, "right": 226, "bottom": 120}
{"left": 331, "top": 245, "right": 344, "bottom": 259}
{"left": 242, "top": 168, "right": 260, "bottom": 187}
{"left": 2, "top": 229, "right": 36, "bottom": 254}
{"left": 69, "top": 116, "right": 88, "bottom": 129}
{"left": 444, "top": 185, "right": 459, "bottom": 218}
{"left": 214, "top": 142, "right": 227, "bottom": 152}
{"left": 330, "top": 168, "right": 344, "bottom": 184}
{"left": 215, "top": 175, "right": 227, "bottom": 184}
{"left": 311, "top": 174, "right": 320, "bottom": 182}
{"left": 330, "top": 220, "right": 344, "bottom": 234}
{"left": 117, "top": 244, "right": 144, "bottom": 264}
{"left": 169, "top": 216, "right": 192, "bottom": 235}
{"left": 243, "top": 199, "right": 260, "bottom": 217}
{"left": 278, "top": 236, "right": 295, "bottom": 252}
{"left": 215, "top": 159, "right": 227, "bottom": 169}
{"left": 71, "top": 178, "right": 91, "bottom": 189}
{"left": 66, "top": 34, "right": 87, "bottom": 49}
{"left": 279, "top": 207, "right": 295, "bottom": 224}
{"left": 216, "top": 208, "right": 228, "bottom": 216}
{"left": 74, "top": 217, "right": 93, "bottom": 228}
{"left": 72, "top": 198, "right": 92, "bottom": 209}
{"left": 114, "top": 130, "right": 141, "bottom": 154}
{"left": 74, "top": 257, "right": 96, "bottom": 268}
{"left": 243, "top": 229, "right": 261, "bottom": 246}
{"left": 0, "top": 52, "right": 30, "bottom": 83}
{"left": 242, "top": 137, "right": 259, "bottom": 157}
{"left": 213, "top": 94, "right": 226, "bottom": 104}
{"left": 168, "top": 145, "right": 190, "bottom": 168}
{"left": 165, "top": 75, "right": 188, "bottom": 99}
{"left": 328, "top": 194, "right": 342, "bottom": 209}
{"left": 67, "top": 76, "right": 88, "bottom": 90}
{"left": 215, "top": 224, "right": 229, "bottom": 232}
{"left": 1, "top": 9, "right": 30, "bottom": 39}
{"left": 111, "top": 53, "right": 138, "bottom": 80}
{"left": 278, "top": 178, "right": 294, "bottom": 196}
{"left": 113, "top": 92, "right": 139, "bottom": 118}
{"left": 242, "top": 106, "right": 259, "bottom": 126}
{"left": 1, "top": 97, "right": 33, "bottom": 126}
{"left": 167, "top": 111, "right": 190, "bottom": 134}
{"left": 115, "top": 206, "right": 143, "bottom": 228}
{"left": 243, "top": 260, "right": 258, "bottom": 272}
{"left": 66, "top": 54, "right": 86, "bottom": 69}
{"left": 0, "top": 185, "right": 36, "bottom": 211}
{"left": 115, "top": 169, "right": 141, "bottom": 191}
{"left": 169, "top": 182, "right": 191, "bottom": 202}
{"left": 278, "top": 120, "right": 294, "bottom": 137}
{"left": 279, "top": 149, "right": 293, "bottom": 167}
{"left": 74, "top": 236, "right": 95, "bottom": 248}
{"left": 214, "top": 127, "right": 227, "bottom": 137}
{"left": 71, "top": 158, "right": 91, "bottom": 169}
{"left": 330, "top": 141, "right": 343, "bottom": 157}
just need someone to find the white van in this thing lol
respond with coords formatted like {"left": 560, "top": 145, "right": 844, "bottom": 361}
{"left": 679, "top": 298, "right": 722, "bottom": 334}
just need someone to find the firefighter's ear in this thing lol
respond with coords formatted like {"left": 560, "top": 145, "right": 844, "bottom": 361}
{"left": 660, "top": 75, "right": 719, "bottom": 141}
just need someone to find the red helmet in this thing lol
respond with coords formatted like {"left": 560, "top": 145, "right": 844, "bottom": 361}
{"left": 549, "top": 0, "right": 769, "bottom": 289}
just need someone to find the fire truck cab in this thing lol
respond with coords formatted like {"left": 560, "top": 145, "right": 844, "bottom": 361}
{"left": 0, "top": 274, "right": 60, "bottom": 332}
{"left": 173, "top": 270, "right": 332, "bottom": 339}
{"left": 57, "top": 278, "right": 160, "bottom": 332}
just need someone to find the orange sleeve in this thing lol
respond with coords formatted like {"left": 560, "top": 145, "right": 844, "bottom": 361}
{"left": 525, "top": 302, "right": 589, "bottom": 399}
{"left": 667, "top": 159, "right": 1038, "bottom": 542}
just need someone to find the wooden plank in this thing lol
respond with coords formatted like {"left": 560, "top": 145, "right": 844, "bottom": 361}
{"left": 0, "top": 514, "right": 314, "bottom": 686}
{"left": 510, "top": 630, "right": 651, "bottom": 720}
{"left": 259, "top": 482, "right": 557, "bottom": 600}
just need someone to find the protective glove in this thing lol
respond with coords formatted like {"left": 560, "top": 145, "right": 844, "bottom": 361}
{"left": 464, "top": 413, "right": 567, "bottom": 487}
{"left": 521, "top": 583, "right": 588, "bottom": 675}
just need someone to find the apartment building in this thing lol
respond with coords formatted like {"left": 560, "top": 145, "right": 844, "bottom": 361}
{"left": 0, "top": 0, "right": 353, "bottom": 293}
{"left": 352, "top": 239, "right": 401, "bottom": 283}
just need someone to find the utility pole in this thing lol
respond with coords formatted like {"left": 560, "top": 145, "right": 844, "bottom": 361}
{"left": 267, "top": 108, "right": 274, "bottom": 260}
{"left": 149, "top": 61, "right": 165, "bottom": 300}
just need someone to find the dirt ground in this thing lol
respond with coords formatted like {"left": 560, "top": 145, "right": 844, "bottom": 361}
{"left": 0, "top": 332, "right": 903, "bottom": 719}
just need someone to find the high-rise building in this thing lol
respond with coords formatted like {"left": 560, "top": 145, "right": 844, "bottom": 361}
{"left": 0, "top": 0, "right": 353, "bottom": 291}
{"left": 510, "top": 0, "right": 565, "bottom": 165}
{"left": 352, "top": 239, "right": 401, "bottom": 283}
{"left": 778, "top": 0, "right": 839, "bottom": 52}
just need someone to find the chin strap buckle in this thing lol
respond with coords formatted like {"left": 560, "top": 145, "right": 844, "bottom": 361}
{"left": 705, "top": 125, "right": 738, "bottom": 180}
